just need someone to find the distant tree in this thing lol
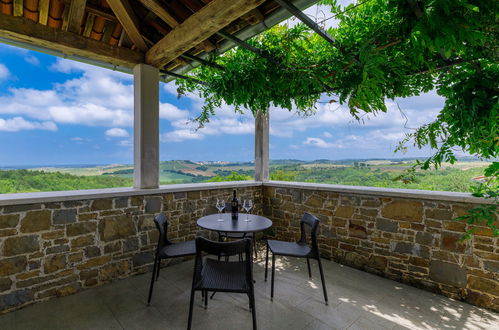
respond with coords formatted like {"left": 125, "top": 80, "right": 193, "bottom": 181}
{"left": 270, "top": 170, "right": 298, "bottom": 182}
{"left": 207, "top": 172, "right": 252, "bottom": 182}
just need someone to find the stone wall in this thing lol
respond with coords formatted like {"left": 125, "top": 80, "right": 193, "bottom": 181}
{"left": 1, "top": 181, "right": 497, "bottom": 314}
{"left": 262, "top": 184, "right": 498, "bottom": 312}
{"left": 0, "top": 185, "right": 261, "bottom": 313}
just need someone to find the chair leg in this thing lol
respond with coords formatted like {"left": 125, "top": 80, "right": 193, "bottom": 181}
{"left": 155, "top": 258, "right": 161, "bottom": 281}
{"left": 204, "top": 290, "right": 208, "bottom": 309}
{"left": 317, "top": 257, "right": 328, "bottom": 305}
{"left": 271, "top": 254, "right": 276, "bottom": 300}
{"left": 147, "top": 255, "right": 158, "bottom": 305}
{"left": 187, "top": 289, "right": 195, "bottom": 330}
{"left": 253, "top": 235, "right": 258, "bottom": 259}
{"left": 306, "top": 258, "right": 312, "bottom": 279}
{"left": 250, "top": 290, "right": 257, "bottom": 330}
{"left": 264, "top": 243, "right": 269, "bottom": 281}
{"left": 210, "top": 291, "right": 216, "bottom": 299}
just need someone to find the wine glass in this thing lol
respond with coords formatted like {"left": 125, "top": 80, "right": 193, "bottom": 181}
{"left": 243, "top": 199, "right": 253, "bottom": 221}
{"left": 216, "top": 199, "right": 225, "bottom": 221}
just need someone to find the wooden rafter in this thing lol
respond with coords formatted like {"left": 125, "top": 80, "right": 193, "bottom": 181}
{"left": 13, "top": 0, "right": 22, "bottom": 17}
{"left": 82, "top": 13, "right": 95, "bottom": 37}
{"left": 85, "top": 4, "right": 118, "bottom": 22}
{"left": 274, "top": 0, "right": 336, "bottom": 45}
{"left": 107, "top": 0, "right": 148, "bottom": 51}
{"left": 38, "top": 0, "right": 50, "bottom": 25}
{"left": 138, "top": 0, "right": 216, "bottom": 53}
{"left": 0, "top": 13, "right": 143, "bottom": 68}
{"left": 241, "top": 9, "right": 264, "bottom": 25}
{"left": 216, "top": 29, "right": 279, "bottom": 65}
{"left": 180, "top": 53, "right": 225, "bottom": 70}
{"left": 66, "top": 0, "right": 87, "bottom": 33}
{"left": 136, "top": 0, "right": 179, "bottom": 28}
{"left": 146, "top": 0, "right": 265, "bottom": 68}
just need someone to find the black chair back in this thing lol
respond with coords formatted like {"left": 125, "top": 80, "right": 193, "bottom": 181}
{"left": 153, "top": 213, "right": 172, "bottom": 249}
{"left": 195, "top": 236, "right": 251, "bottom": 260}
{"left": 298, "top": 212, "right": 320, "bottom": 255}
{"left": 189, "top": 237, "right": 256, "bottom": 329}
{"left": 193, "top": 237, "right": 253, "bottom": 283}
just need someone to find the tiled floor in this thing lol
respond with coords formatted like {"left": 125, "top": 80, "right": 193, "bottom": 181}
{"left": 1, "top": 255, "right": 498, "bottom": 330}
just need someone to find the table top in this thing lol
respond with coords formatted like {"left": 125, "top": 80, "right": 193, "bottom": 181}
{"left": 197, "top": 213, "right": 272, "bottom": 233}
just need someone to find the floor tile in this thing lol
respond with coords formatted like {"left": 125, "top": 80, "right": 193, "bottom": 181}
{"left": 0, "top": 256, "right": 497, "bottom": 330}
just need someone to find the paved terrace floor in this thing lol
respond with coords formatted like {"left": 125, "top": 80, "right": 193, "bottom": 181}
{"left": 0, "top": 254, "right": 497, "bottom": 330}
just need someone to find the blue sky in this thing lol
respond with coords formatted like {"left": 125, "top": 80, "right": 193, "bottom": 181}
{"left": 0, "top": 38, "right": 444, "bottom": 166}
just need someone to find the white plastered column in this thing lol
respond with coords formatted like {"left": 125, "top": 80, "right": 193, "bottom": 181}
{"left": 133, "top": 64, "right": 159, "bottom": 189}
{"left": 254, "top": 109, "right": 269, "bottom": 182}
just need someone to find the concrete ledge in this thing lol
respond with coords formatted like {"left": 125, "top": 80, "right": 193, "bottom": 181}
{"left": 0, "top": 180, "right": 492, "bottom": 207}
{"left": 264, "top": 181, "right": 493, "bottom": 204}
{"left": 0, "top": 181, "right": 261, "bottom": 206}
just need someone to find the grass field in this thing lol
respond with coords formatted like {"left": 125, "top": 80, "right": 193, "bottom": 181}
{"left": 0, "top": 158, "right": 492, "bottom": 194}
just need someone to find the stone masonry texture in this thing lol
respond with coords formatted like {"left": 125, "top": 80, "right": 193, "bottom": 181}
{"left": 0, "top": 186, "right": 261, "bottom": 313}
{"left": 262, "top": 186, "right": 498, "bottom": 312}
{"left": 0, "top": 184, "right": 497, "bottom": 314}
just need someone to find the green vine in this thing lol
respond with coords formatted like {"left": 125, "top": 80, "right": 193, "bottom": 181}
{"left": 454, "top": 162, "right": 498, "bottom": 240}
{"left": 176, "top": 0, "right": 498, "bottom": 237}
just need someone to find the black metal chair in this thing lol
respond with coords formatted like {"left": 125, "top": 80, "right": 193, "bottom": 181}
{"left": 265, "top": 212, "right": 328, "bottom": 305}
{"left": 147, "top": 213, "right": 196, "bottom": 305}
{"left": 188, "top": 237, "right": 257, "bottom": 330}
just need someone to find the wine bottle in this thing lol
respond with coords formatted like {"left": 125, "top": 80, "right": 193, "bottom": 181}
{"left": 231, "top": 189, "right": 238, "bottom": 220}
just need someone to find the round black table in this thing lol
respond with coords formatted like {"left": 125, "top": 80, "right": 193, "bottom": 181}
{"left": 197, "top": 213, "right": 272, "bottom": 234}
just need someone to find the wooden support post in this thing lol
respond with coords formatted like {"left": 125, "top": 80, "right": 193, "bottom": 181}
{"left": 133, "top": 64, "right": 159, "bottom": 189}
{"left": 255, "top": 109, "right": 269, "bottom": 182}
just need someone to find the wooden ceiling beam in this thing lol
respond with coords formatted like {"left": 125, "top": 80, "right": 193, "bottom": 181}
{"left": 146, "top": 0, "right": 265, "bottom": 68}
{"left": 107, "top": 0, "right": 148, "bottom": 51}
{"left": 136, "top": 0, "right": 179, "bottom": 28}
{"left": 274, "top": 0, "right": 336, "bottom": 45}
{"left": 241, "top": 8, "right": 264, "bottom": 25}
{"left": 38, "top": 0, "right": 50, "bottom": 25}
{"left": 13, "top": 0, "right": 22, "bottom": 17}
{"left": 0, "top": 13, "right": 143, "bottom": 68}
{"left": 85, "top": 4, "right": 119, "bottom": 23}
{"left": 66, "top": 0, "right": 87, "bottom": 33}
{"left": 138, "top": 0, "right": 216, "bottom": 53}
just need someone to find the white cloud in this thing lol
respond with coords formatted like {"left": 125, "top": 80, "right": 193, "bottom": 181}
{"left": 0, "top": 117, "right": 57, "bottom": 132}
{"left": 323, "top": 131, "right": 333, "bottom": 138}
{"left": 50, "top": 58, "right": 130, "bottom": 81}
{"left": 105, "top": 128, "right": 129, "bottom": 138}
{"left": 161, "top": 129, "right": 204, "bottom": 142}
{"left": 161, "top": 102, "right": 255, "bottom": 142}
{"left": 304, "top": 137, "right": 335, "bottom": 148}
{"left": 0, "top": 59, "right": 134, "bottom": 127}
{"left": 71, "top": 137, "right": 91, "bottom": 144}
{"left": 0, "top": 64, "right": 10, "bottom": 81}
{"left": 268, "top": 92, "right": 443, "bottom": 138}
{"left": 117, "top": 140, "right": 132, "bottom": 147}
{"left": 24, "top": 55, "right": 40, "bottom": 66}
{"left": 48, "top": 104, "right": 132, "bottom": 126}
{"left": 160, "top": 103, "right": 190, "bottom": 120}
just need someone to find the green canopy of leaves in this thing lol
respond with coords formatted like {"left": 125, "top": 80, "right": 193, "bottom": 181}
{"left": 177, "top": 0, "right": 498, "bottom": 170}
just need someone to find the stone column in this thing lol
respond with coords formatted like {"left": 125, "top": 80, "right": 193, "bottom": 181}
{"left": 133, "top": 64, "right": 159, "bottom": 189}
{"left": 254, "top": 109, "right": 269, "bottom": 182}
